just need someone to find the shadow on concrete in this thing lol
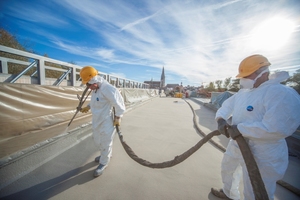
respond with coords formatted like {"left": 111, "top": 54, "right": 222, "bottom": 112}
{"left": 1, "top": 161, "right": 97, "bottom": 200}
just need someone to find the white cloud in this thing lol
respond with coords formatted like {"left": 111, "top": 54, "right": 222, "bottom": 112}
{"left": 5, "top": 0, "right": 299, "bottom": 86}
{"left": 95, "top": 49, "right": 115, "bottom": 60}
{"left": 61, "top": 0, "right": 300, "bottom": 85}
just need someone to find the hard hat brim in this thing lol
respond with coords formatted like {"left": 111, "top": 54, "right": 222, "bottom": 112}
{"left": 81, "top": 78, "right": 89, "bottom": 85}
{"left": 236, "top": 71, "right": 252, "bottom": 78}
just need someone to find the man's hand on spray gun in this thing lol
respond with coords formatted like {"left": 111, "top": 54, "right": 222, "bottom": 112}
{"left": 79, "top": 106, "right": 121, "bottom": 126}
{"left": 217, "top": 118, "right": 241, "bottom": 140}
{"left": 114, "top": 116, "right": 121, "bottom": 126}
{"left": 80, "top": 106, "right": 90, "bottom": 113}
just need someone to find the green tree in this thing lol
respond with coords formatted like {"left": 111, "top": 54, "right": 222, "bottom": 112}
{"left": 223, "top": 77, "right": 231, "bottom": 90}
{"left": 0, "top": 29, "right": 35, "bottom": 75}
{"left": 0, "top": 28, "right": 76, "bottom": 79}
{"left": 205, "top": 81, "right": 216, "bottom": 92}
{"left": 228, "top": 79, "right": 239, "bottom": 92}
{"left": 0, "top": 29, "right": 26, "bottom": 50}
{"left": 282, "top": 69, "right": 300, "bottom": 94}
{"left": 215, "top": 80, "right": 223, "bottom": 91}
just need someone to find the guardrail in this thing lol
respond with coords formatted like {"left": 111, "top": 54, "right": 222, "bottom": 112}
{"left": 0, "top": 45, "right": 149, "bottom": 88}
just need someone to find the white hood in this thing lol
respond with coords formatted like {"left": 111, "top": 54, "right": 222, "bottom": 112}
{"left": 268, "top": 71, "right": 289, "bottom": 84}
{"left": 88, "top": 75, "right": 105, "bottom": 84}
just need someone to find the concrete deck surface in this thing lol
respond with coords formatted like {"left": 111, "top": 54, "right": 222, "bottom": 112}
{"left": 0, "top": 97, "right": 299, "bottom": 200}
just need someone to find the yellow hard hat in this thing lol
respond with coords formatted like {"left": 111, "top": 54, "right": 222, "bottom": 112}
{"left": 236, "top": 54, "right": 271, "bottom": 78}
{"left": 80, "top": 66, "right": 98, "bottom": 84}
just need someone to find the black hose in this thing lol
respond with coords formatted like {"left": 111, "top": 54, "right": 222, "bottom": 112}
{"left": 115, "top": 98, "right": 300, "bottom": 197}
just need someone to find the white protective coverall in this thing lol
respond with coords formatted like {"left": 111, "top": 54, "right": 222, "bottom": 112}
{"left": 215, "top": 71, "right": 300, "bottom": 200}
{"left": 88, "top": 75, "right": 125, "bottom": 165}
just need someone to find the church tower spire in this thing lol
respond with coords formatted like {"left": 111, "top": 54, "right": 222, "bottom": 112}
{"left": 160, "top": 67, "right": 165, "bottom": 88}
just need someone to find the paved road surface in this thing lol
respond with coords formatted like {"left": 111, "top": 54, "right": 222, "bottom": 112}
{"left": 0, "top": 97, "right": 299, "bottom": 200}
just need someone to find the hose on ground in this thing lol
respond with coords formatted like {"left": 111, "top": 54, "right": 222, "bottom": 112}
{"left": 115, "top": 99, "right": 300, "bottom": 197}
{"left": 117, "top": 125, "right": 220, "bottom": 168}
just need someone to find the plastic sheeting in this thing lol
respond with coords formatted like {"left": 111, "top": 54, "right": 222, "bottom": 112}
{"left": 0, "top": 83, "right": 157, "bottom": 158}
{"left": 187, "top": 91, "right": 198, "bottom": 97}
{"left": 0, "top": 83, "right": 87, "bottom": 140}
{"left": 211, "top": 91, "right": 235, "bottom": 109}
{"left": 120, "top": 88, "right": 157, "bottom": 106}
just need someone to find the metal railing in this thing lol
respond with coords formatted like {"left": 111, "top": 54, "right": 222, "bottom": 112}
{"left": 0, "top": 45, "right": 149, "bottom": 88}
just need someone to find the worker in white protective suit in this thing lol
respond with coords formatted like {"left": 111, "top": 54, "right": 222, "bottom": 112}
{"left": 211, "top": 55, "right": 300, "bottom": 200}
{"left": 79, "top": 66, "right": 126, "bottom": 177}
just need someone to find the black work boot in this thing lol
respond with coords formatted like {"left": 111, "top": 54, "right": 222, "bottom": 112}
{"left": 94, "top": 156, "right": 100, "bottom": 163}
{"left": 95, "top": 155, "right": 112, "bottom": 163}
{"left": 211, "top": 188, "right": 233, "bottom": 199}
{"left": 93, "top": 164, "right": 107, "bottom": 177}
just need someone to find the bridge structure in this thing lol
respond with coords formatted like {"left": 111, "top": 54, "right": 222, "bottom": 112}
{"left": 0, "top": 45, "right": 157, "bottom": 188}
{"left": 0, "top": 45, "right": 149, "bottom": 88}
{"left": 0, "top": 45, "right": 299, "bottom": 199}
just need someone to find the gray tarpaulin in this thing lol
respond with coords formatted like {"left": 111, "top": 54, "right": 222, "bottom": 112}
{"left": 0, "top": 83, "right": 157, "bottom": 158}
{"left": 211, "top": 91, "right": 235, "bottom": 109}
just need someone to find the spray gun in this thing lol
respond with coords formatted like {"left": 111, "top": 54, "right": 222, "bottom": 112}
{"left": 68, "top": 86, "right": 91, "bottom": 127}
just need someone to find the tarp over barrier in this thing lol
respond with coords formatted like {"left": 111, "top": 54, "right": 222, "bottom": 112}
{"left": 0, "top": 83, "right": 157, "bottom": 158}
{"left": 211, "top": 91, "right": 235, "bottom": 109}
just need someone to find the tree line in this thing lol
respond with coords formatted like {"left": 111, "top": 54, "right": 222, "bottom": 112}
{"left": 204, "top": 70, "right": 300, "bottom": 94}
{"left": 0, "top": 28, "right": 78, "bottom": 79}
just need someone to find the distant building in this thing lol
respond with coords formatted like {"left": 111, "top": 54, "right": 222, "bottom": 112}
{"left": 165, "top": 84, "right": 180, "bottom": 90}
{"left": 144, "top": 79, "right": 161, "bottom": 89}
{"left": 144, "top": 67, "right": 166, "bottom": 89}
{"left": 143, "top": 67, "right": 183, "bottom": 90}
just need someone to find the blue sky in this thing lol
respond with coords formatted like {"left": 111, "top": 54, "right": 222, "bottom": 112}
{"left": 1, "top": 0, "right": 300, "bottom": 86}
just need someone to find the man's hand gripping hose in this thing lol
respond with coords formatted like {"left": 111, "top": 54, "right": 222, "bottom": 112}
{"left": 227, "top": 124, "right": 269, "bottom": 200}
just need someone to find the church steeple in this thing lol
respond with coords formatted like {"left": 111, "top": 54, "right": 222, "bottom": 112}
{"left": 160, "top": 67, "right": 165, "bottom": 88}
